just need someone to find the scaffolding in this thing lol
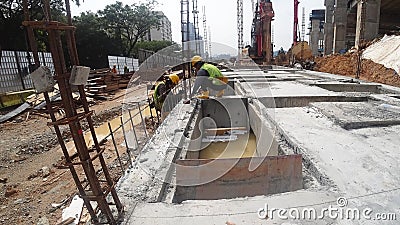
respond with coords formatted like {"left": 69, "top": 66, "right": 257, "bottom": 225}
{"left": 202, "top": 6, "right": 209, "bottom": 60}
{"left": 237, "top": 0, "right": 244, "bottom": 58}
{"left": 192, "top": 0, "right": 201, "bottom": 54}
{"left": 181, "top": 0, "right": 190, "bottom": 99}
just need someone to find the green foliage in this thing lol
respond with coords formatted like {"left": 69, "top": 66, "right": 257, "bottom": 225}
{"left": 98, "top": 0, "right": 161, "bottom": 57}
{"left": 133, "top": 40, "right": 175, "bottom": 56}
{"left": 0, "top": 0, "right": 66, "bottom": 50}
{"left": 73, "top": 12, "right": 120, "bottom": 68}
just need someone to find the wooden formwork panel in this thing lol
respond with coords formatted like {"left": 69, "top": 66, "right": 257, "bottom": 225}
{"left": 174, "top": 154, "right": 302, "bottom": 202}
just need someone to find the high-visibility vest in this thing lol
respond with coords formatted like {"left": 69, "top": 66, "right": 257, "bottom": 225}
{"left": 153, "top": 81, "right": 165, "bottom": 111}
{"left": 201, "top": 63, "right": 228, "bottom": 85}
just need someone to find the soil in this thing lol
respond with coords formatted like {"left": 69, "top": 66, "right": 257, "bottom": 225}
{"left": 0, "top": 84, "right": 156, "bottom": 225}
{"left": 314, "top": 53, "right": 400, "bottom": 87}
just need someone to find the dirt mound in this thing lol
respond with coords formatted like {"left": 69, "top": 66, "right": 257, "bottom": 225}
{"left": 314, "top": 53, "right": 400, "bottom": 88}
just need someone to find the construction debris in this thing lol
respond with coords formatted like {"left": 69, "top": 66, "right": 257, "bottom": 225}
{"left": 86, "top": 68, "right": 138, "bottom": 99}
{"left": 60, "top": 195, "right": 83, "bottom": 225}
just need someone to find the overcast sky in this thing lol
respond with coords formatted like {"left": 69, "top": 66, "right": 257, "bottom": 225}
{"left": 70, "top": 0, "right": 325, "bottom": 55}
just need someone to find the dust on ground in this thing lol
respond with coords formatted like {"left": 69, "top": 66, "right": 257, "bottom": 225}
{"left": 314, "top": 53, "right": 400, "bottom": 87}
{"left": 0, "top": 84, "right": 155, "bottom": 225}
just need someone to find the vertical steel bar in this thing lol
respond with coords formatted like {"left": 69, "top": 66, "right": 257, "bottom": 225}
{"left": 14, "top": 51, "right": 26, "bottom": 90}
{"left": 137, "top": 103, "right": 148, "bottom": 138}
{"left": 108, "top": 122, "right": 125, "bottom": 174}
{"left": 120, "top": 117, "right": 133, "bottom": 166}
{"left": 128, "top": 109, "right": 140, "bottom": 149}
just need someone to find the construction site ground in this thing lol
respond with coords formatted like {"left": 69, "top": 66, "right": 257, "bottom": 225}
{"left": 314, "top": 53, "right": 400, "bottom": 88}
{"left": 0, "top": 84, "right": 151, "bottom": 225}
{"left": 1, "top": 59, "right": 400, "bottom": 224}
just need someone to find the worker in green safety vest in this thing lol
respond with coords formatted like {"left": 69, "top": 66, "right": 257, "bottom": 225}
{"left": 153, "top": 74, "right": 180, "bottom": 112}
{"left": 191, "top": 55, "right": 228, "bottom": 98}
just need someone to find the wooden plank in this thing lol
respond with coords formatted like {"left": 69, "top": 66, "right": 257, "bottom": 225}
{"left": 205, "top": 127, "right": 247, "bottom": 135}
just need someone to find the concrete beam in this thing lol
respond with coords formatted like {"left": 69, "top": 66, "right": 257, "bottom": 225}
{"left": 333, "top": 0, "right": 348, "bottom": 53}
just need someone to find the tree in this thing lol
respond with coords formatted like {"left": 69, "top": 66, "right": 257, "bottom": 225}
{"left": 0, "top": 0, "right": 66, "bottom": 50}
{"left": 74, "top": 12, "right": 120, "bottom": 68}
{"left": 133, "top": 40, "right": 175, "bottom": 57}
{"left": 99, "top": 0, "right": 161, "bottom": 57}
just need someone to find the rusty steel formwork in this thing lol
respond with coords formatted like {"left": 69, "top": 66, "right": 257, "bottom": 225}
{"left": 22, "top": 0, "right": 123, "bottom": 224}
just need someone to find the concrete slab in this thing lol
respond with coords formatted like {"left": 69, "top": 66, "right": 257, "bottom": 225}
{"left": 312, "top": 83, "right": 382, "bottom": 93}
{"left": 124, "top": 190, "right": 340, "bottom": 225}
{"left": 240, "top": 81, "right": 335, "bottom": 97}
{"left": 311, "top": 102, "right": 400, "bottom": 129}
{"left": 267, "top": 107, "right": 400, "bottom": 197}
{"left": 260, "top": 96, "right": 368, "bottom": 108}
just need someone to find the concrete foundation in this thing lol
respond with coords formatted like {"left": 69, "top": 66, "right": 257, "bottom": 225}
{"left": 174, "top": 155, "right": 302, "bottom": 202}
{"left": 118, "top": 66, "right": 400, "bottom": 225}
{"left": 173, "top": 98, "right": 301, "bottom": 202}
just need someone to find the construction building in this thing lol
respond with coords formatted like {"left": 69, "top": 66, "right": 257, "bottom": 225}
{"left": 182, "top": 22, "right": 205, "bottom": 55}
{"left": 324, "top": 0, "right": 400, "bottom": 54}
{"left": 308, "top": 9, "right": 325, "bottom": 56}
{"left": 142, "top": 11, "right": 172, "bottom": 42}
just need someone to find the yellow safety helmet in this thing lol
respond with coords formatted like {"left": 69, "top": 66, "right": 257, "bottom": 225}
{"left": 167, "top": 74, "right": 180, "bottom": 85}
{"left": 191, "top": 55, "right": 203, "bottom": 67}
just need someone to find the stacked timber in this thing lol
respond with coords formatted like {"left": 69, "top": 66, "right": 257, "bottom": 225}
{"left": 85, "top": 68, "right": 138, "bottom": 99}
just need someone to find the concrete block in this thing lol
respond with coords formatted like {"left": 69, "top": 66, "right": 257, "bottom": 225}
{"left": 30, "top": 66, "right": 55, "bottom": 93}
{"left": 69, "top": 65, "right": 90, "bottom": 85}
{"left": 311, "top": 101, "right": 400, "bottom": 129}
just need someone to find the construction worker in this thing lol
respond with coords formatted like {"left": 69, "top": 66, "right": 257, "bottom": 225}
{"left": 153, "top": 74, "right": 180, "bottom": 112}
{"left": 191, "top": 55, "right": 228, "bottom": 97}
{"left": 111, "top": 64, "right": 118, "bottom": 74}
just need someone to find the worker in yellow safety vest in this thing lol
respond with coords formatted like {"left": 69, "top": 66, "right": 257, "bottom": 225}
{"left": 191, "top": 55, "right": 228, "bottom": 97}
{"left": 153, "top": 74, "right": 180, "bottom": 112}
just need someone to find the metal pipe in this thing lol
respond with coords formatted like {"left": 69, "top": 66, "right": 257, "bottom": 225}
{"left": 137, "top": 102, "right": 149, "bottom": 138}
{"left": 108, "top": 122, "right": 126, "bottom": 173}
{"left": 128, "top": 109, "right": 140, "bottom": 150}
{"left": 120, "top": 117, "right": 134, "bottom": 166}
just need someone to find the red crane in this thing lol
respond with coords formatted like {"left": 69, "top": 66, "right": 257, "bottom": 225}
{"left": 250, "top": 0, "right": 274, "bottom": 64}
{"left": 293, "top": 0, "right": 299, "bottom": 45}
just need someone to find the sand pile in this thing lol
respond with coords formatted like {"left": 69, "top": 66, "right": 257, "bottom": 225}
{"left": 314, "top": 52, "right": 400, "bottom": 88}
